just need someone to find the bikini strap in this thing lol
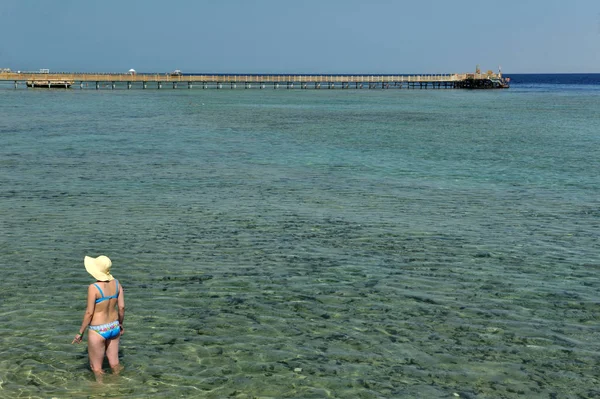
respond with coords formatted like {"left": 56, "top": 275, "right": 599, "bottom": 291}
{"left": 114, "top": 280, "right": 119, "bottom": 297}
{"left": 93, "top": 283, "right": 105, "bottom": 298}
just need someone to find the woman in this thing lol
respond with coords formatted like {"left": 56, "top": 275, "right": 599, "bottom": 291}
{"left": 72, "top": 255, "right": 125, "bottom": 377}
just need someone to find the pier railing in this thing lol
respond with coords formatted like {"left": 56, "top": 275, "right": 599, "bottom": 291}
{"left": 0, "top": 72, "right": 499, "bottom": 83}
{"left": 0, "top": 71, "right": 508, "bottom": 89}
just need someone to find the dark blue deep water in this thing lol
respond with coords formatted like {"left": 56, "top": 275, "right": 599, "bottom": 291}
{"left": 507, "top": 73, "right": 600, "bottom": 85}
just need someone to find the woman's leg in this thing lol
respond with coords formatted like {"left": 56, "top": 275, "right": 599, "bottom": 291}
{"left": 105, "top": 335, "right": 121, "bottom": 373}
{"left": 87, "top": 330, "right": 106, "bottom": 377}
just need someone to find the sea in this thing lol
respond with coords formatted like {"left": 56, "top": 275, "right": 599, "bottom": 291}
{"left": 0, "top": 74, "right": 598, "bottom": 398}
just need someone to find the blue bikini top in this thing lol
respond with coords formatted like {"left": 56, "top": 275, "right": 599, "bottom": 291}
{"left": 93, "top": 280, "right": 119, "bottom": 304}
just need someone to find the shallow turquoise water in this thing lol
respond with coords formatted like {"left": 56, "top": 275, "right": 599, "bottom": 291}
{"left": 0, "top": 86, "right": 599, "bottom": 398}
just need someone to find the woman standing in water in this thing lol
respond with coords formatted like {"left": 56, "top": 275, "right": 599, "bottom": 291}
{"left": 72, "top": 255, "right": 125, "bottom": 378}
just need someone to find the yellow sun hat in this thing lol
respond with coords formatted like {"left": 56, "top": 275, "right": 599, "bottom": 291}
{"left": 84, "top": 255, "right": 114, "bottom": 281}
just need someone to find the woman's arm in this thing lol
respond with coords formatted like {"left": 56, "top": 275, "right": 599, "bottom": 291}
{"left": 117, "top": 283, "right": 125, "bottom": 335}
{"left": 72, "top": 285, "right": 96, "bottom": 344}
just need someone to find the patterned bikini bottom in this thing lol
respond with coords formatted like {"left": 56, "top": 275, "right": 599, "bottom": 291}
{"left": 89, "top": 320, "right": 121, "bottom": 340}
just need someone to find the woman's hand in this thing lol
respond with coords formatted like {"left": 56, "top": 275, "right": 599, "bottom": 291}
{"left": 119, "top": 325, "right": 125, "bottom": 336}
{"left": 72, "top": 333, "right": 83, "bottom": 344}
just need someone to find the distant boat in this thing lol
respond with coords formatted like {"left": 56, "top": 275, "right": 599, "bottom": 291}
{"left": 26, "top": 80, "right": 73, "bottom": 88}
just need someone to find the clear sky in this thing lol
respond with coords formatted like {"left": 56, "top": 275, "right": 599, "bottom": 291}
{"left": 0, "top": 0, "right": 598, "bottom": 74}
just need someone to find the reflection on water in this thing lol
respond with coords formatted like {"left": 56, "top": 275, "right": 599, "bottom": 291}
{"left": 0, "top": 87, "right": 598, "bottom": 398}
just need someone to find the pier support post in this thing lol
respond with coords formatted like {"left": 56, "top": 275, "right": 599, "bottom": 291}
{"left": 287, "top": 82, "right": 293, "bottom": 89}
{"left": 158, "top": 82, "right": 162, "bottom": 89}
{"left": 231, "top": 82, "right": 236, "bottom": 89}
{"left": 315, "top": 82, "right": 321, "bottom": 89}
{"left": 112, "top": 82, "right": 115, "bottom": 90}
{"left": 143, "top": 82, "right": 147, "bottom": 89}
{"left": 245, "top": 82, "right": 251, "bottom": 89}
{"left": 80, "top": 82, "right": 84, "bottom": 89}
{"left": 127, "top": 82, "right": 131, "bottom": 89}
{"left": 14, "top": 81, "right": 18, "bottom": 89}
{"left": 260, "top": 83, "right": 265, "bottom": 89}
{"left": 274, "top": 83, "right": 279, "bottom": 89}
{"left": 329, "top": 82, "right": 334, "bottom": 89}
{"left": 217, "top": 83, "right": 222, "bottom": 89}
{"left": 173, "top": 82, "right": 177, "bottom": 89}
{"left": 203, "top": 82, "right": 208, "bottom": 89}
{"left": 96, "top": 82, "right": 99, "bottom": 90}
{"left": 301, "top": 82, "right": 307, "bottom": 89}
{"left": 188, "top": 82, "right": 192, "bottom": 89}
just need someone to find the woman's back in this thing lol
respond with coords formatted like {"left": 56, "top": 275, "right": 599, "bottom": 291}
{"left": 90, "top": 280, "right": 120, "bottom": 325}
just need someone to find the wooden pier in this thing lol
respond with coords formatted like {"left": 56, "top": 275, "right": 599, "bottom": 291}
{"left": 0, "top": 70, "right": 509, "bottom": 90}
